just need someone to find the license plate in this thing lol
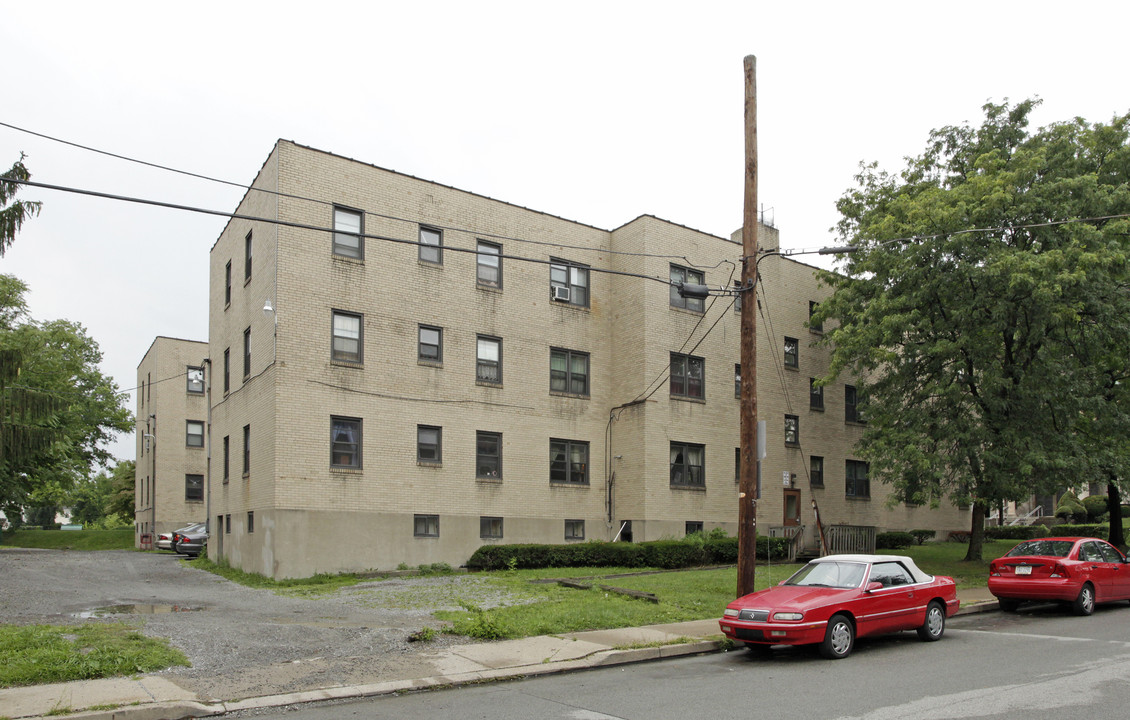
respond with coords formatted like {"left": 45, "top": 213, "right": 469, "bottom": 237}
{"left": 1016, "top": 565, "right": 1032, "bottom": 575}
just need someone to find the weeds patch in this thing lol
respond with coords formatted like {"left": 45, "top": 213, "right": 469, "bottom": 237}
{"left": 0, "top": 624, "right": 189, "bottom": 688}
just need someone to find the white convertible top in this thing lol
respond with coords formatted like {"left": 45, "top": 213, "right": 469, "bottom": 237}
{"left": 810, "top": 554, "right": 935, "bottom": 584}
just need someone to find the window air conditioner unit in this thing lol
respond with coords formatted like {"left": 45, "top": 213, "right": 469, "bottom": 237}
{"left": 552, "top": 286, "right": 571, "bottom": 302}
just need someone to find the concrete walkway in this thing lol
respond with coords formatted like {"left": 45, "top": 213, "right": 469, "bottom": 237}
{"left": 0, "top": 588, "right": 1000, "bottom": 720}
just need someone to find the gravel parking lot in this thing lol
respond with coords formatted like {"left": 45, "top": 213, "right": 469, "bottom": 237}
{"left": 0, "top": 548, "right": 510, "bottom": 701}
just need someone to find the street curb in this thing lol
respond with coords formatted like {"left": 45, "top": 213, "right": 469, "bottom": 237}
{"left": 18, "top": 607, "right": 997, "bottom": 720}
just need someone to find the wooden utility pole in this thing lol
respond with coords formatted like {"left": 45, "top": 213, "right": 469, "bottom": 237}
{"left": 737, "top": 55, "right": 759, "bottom": 598}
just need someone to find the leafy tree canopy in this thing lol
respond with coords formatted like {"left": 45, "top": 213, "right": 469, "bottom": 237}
{"left": 1, "top": 154, "right": 41, "bottom": 257}
{"left": 1, "top": 275, "right": 133, "bottom": 512}
{"left": 813, "top": 99, "right": 1130, "bottom": 560}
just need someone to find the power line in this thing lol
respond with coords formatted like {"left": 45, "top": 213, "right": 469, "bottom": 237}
{"left": 740, "top": 212, "right": 1130, "bottom": 262}
{"left": 1, "top": 175, "right": 692, "bottom": 290}
{"left": 0, "top": 120, "right": 732, "bottom": 268}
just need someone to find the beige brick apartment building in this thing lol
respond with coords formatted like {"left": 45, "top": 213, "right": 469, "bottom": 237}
{"left": 199, "top": 140, "right": 967, "bottom": 579}
{"left": 135, "top": 336, "right": 209, "bottom": 541}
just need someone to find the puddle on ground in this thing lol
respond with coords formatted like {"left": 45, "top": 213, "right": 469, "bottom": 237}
{"left": 72, "top": 604, "right": 205, "bottom": 618}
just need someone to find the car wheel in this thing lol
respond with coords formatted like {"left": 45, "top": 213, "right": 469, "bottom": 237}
{"left": 998, "top": 598, "right": 1020, "bottom": 613}
{"left": 917, "top": 601, "right": 946, "bottom": 641}
{"left": 819, "top": 614, "right": 854, "bottom": 659}
{"left": 1073, "top": 583, "right": 1095, "bottom": 616}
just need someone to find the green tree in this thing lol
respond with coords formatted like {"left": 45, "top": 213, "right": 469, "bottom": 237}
{"left": 814, "top": 100, "right": 1130, "bottom": 560}
{"left": 0, "top": 154, "right": 41, "bottom": 257}
{"left": 0, "top": 276, "right": 133, "bottom": 513}
{"left": 104, "top": 459, "right": 136, "bottom": 524}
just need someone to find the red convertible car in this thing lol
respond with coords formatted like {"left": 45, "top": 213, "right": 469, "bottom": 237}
{"left": 719, "top": 554, "right": 959, "bottom": 659}
{"left": 988, "top": 537, "right": 1130, "bottom": 615}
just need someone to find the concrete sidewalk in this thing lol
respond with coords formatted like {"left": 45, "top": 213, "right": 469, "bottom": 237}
{"left": 0, "top": 588, "right": 1000, "bottom": 720}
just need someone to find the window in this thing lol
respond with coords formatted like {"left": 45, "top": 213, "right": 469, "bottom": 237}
{"left": 480, "top": 516, "right": 503, "bottom": 539}
{"left": 418, "top": 325, "right": 442, "bottom": 363}
{"left": 223, "top": 348, "right": 230, "bottom": 393}
{"left": 550, "top": 259, "right": 589, "bottom": 307}
{"left": 225, "top": 513, "right": 231, "bottom": 534}
{"left": 869, "top": 561, "right": 913, "bottom": 587}
{"left": 845, "top": 385, "right": 864, "bottom": 423}
{"left": 417, "top": 425, "right": 442, "bottom": 463}
{"left": 810, "top": 379, "right": 824, "bottom": 410}
{"left": 242, "top": 424, "right": 250, "bottom": 476}
{"left": 222, "top": 436, "right": 230, "bottom": 483}
{"left": 333, "top": 207, "right": 363, "bottom": 259}
{"left": 419, "top": 226, "right": 442, "bottom": 264}
{"left": 550, "top": 348, "right": 589, "bottom": 395}
{"left": 332, "top": 311, "right": 363, "bottom": 363}
{"left": 809, "top": 301, "right": 823, "bottom": 333}
{"left": 187, "top": 366, "right": 204, "bottom": 394}
{"left": 476, "top": 431, "right": 501, "bottom": 479}
{"left": 414, "top": 514, "right": 439, "bottom": 537}
{"left": 846, "top": 459, "right": 870, "bottom": 499}
{"left": 735, "top": 364, "right": 742, "bottom": 399}
{"left": 477, "top": 241, "right": 501, "bottom": 287}
{"left": 810, "top": 456, "right": 824, "bottom": 487}
{"left": 670, "top": 353, "right": 704, "bottom": 399}
{"left": 185, "top": 474, "right": 204, "bottom": 502}
{"left": 476, "top": 335, "right": 501, "bottom": 384}
{"left": 550, "top": 439, "right": 589, "bottom": 485}
{"left": 733, "top": 280, "right": 743, "bottom": 312}
{"left": 735, "top": 447, "right": 741, "bottom": 483}
{"left": 670, "top": 264, "right": 704, "bottom": 312}
{"left": 784, "top": 415, "right": 799, "bottom": 446}
{"left": 670, "top": 442, "right": 705, "bottom": 487}
{"left": 331, "top": 417, "right": 361, "bottom": 469}
{"left": 247, "top": 511, "right": 254, "bottom": 534}
{"left": 186, "top": 420, "right": 205, "bottom": 448}
{"left": 784, "top": 337, "right": 799, "bottom": 369}
{"left": 243, "top": 327, "right": 251, "bottom": 378}
{"left": 686, "top": 521, "right": 704, "bottom": 536}
{"left": 565, "top": 519, "right": 585, "bottom": 540}
{"left": 244, "top": 230, "right": 252, "bottom": 281}
{"left": 224, "top": 261, "right": 232, "bottom": 305}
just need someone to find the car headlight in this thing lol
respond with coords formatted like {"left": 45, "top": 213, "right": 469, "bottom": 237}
{"left": 723, "top": 608, "right": 740, "bottom": 618}
{"left": 772, "top": 612, "right": 803, "bottom": 621}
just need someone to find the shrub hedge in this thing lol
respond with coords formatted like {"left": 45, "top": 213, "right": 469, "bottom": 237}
{"left": 466, "top": 535, "right": 791, "bottom": 571}
{"left": 875, "top": 531, "right": 914, "bottom": 549}
{"left": 1050, "top": 523, "right": 1109, "bottom": 538}
{"left": 984, "top": 525, "right": 1043, "bottom": 540}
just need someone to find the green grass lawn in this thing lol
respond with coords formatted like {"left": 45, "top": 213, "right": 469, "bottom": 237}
{"left": 0, "top": 528, "right": 134, "bottom": 551}
{"left": 434, "top": 540, "right": 1021, "bottom": 640}
{"left": 880, "top": 538, "right": 1020, "bottom": 589}
{"left": 0, "top": 623, "right": 188, "bottom": 689}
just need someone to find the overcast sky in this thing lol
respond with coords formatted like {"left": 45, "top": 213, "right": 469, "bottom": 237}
{"left": 3, "top": 1, "right": 1128, "bottom": 464}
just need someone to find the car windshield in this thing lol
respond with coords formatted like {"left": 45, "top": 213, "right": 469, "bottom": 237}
{"left": 785, "top": 561, "right": 867, "bottom": 589}
{"left": 1005, "top": 540, "right": 1075, "bottom": 558}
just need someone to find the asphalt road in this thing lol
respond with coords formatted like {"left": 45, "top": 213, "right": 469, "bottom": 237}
{"left": 255, "top": 602, "right": 1130, "bottom": 720}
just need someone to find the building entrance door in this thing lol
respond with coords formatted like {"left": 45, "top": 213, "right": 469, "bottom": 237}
{"left": 783, "top": 489, "right": 801, "bottom": 526}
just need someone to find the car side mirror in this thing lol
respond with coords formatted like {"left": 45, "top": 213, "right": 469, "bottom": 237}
{"left": 865, "top": 581, "right": 883, "bottom": 593}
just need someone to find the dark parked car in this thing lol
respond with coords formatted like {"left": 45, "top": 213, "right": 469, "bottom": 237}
{"left": 988, "top": 536, "right": 1130, "bottom": 615}
{"left": 172, "top": 529, "right": 208, "bottom": 557}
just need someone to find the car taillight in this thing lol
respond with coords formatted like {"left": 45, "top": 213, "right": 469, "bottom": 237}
{"left": 1050, "top": 563, "right": 1067, "bottom": 578}
{"left": 989, "top": 563, "right": 1000, "bottom": 577}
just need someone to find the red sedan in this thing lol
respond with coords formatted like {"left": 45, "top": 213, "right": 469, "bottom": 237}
{"left": 719, "top": 554, "right": 959, "bottom": 659}
{"left": 988, "top": 536, "right": 1130, "bottom": 615}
